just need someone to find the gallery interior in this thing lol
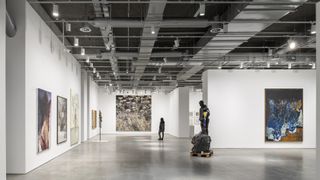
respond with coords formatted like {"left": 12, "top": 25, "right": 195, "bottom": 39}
{"left": 1, "top": 0, "right": 320, "bottom": 179}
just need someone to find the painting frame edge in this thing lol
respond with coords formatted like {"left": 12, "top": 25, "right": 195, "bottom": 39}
{"left": 264, "top": 88, "right": 304, "bottom": 143}
{"left": 57, "top": 95, "right": 68, "bottom": 145}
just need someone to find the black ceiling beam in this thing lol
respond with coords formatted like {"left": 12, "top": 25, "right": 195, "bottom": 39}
{"left": 28, "top": 1, "right": 317, "bottom": 5}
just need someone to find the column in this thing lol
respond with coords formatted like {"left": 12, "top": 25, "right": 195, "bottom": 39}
{"left": 0, "top": 0, "right": 7, "bottom": 179}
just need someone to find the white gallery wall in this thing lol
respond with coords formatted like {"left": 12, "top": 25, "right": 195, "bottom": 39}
{"left": 167, "top": 87, "right": 190, "bottom": 137}
{"left": 203, "top": 70, "right": 316, "bottom": 148}
{"left": 81, "top": 71, "right": 88, "bottom": 142}
{"left": 316, "top": 2, "right": 320, "bottom": 173}
{"left": 7, "top": 3, "right": 82, "bottom": 174}
{"left": 189, "top": 91, "right": 202, "bottom": 135}
{"left": 0, "top": 0, "right": 6, "bottom": 179}
{"left": 88, "top": 77, "right": 99, "bottom": 138}
{"left": 6, "top": 0, "right": 27, "bottom": 173}
{"left": 98, "top": 87, "right": 190, "bottom": 137}
{"left": 98, "top": 89, "right": 170, "bottom": 134}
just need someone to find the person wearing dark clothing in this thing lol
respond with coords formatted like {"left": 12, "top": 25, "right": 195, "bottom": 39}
{"left": 158, "top": 118, "right": 165, "bottom": 140}
{"left": 199, "top": 100, "right": 210, "bottom": 135}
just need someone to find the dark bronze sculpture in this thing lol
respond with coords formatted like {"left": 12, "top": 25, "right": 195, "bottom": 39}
{"left": 191, "top": 100, "right": 211, "bottom": 153}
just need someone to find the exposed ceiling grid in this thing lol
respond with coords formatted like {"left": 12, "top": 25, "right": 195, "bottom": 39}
{"left": 28, "top": 0, "right": 317, "bottom": 92}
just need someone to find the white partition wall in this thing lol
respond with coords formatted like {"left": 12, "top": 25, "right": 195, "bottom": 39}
{"left": 98, "top": 89, "right": 170, "bottom": 134}
{"left": 6, "top": 0, "right": 27, "bottom": 174}
{"left": 316, "top": 2, "right": 320, "bottom": 175}
{"left": 88, "top": 77, "right": 99, "bottom": 138}
{"left": 81, "top": 71, "right": 88, "bottom": 142}
{"left": 98, "top": 87, "right": 190, "bottom": 137}
{"left": 203, "top": 70, "right": 316, "bottom": 148}
{"left": 0, "top": 0, "right": 6, "bottom": 179}
{"left": 7, "top": 3, "right": 82, "bottom": 174}
{"left": 168, "top": 87, "right": 190, "bottom": 137}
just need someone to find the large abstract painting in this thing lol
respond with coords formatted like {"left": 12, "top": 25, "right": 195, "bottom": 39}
{"left": 265, "top": 89, "right": 303, "bottom": 142}
{"left": 38, "top": 88, "right": 51, "bottom": 153}
{"left": 116, "top": 95, "right": 151, "bottom": 131}
{"left": 92, "top": 110, "right": 97, "bottom": 129}
{"left": 57, "top": 96, "right": 67, "bottom": 144}
{"left": 70, "top": 90, "right": 79, "bottom": 145}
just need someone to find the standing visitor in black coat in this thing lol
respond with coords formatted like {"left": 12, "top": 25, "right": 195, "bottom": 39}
{"left": 158, "top": 118, "right": 165, "bottom": 140}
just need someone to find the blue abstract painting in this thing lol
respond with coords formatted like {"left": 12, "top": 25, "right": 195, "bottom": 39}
{"left": 265, "top": 89, "right": 303, "bottom": 142}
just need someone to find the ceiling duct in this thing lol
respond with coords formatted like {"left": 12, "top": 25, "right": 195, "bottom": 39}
{"left": 6, "top": 10, "right": 16, "bottom": 37}
{"left": 177, "top": 0, "right": 307, "bottom": 81}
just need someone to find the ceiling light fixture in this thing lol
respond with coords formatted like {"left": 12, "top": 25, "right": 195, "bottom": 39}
{"left": 52, "top": 4, "right": 59, "bottom": 17}
{"left": 268, "top": 49, "right": 273, "bottom": 57}
{"left": 74, "top": 37, "right": 79, "bottom": 47}
{"left": 151, "top": 25, "right": 155, "bottom": 35}
{"left": 163, "top": 57, "right": 167, "bottom": 63}
{"left": 81, "top": 47, "right": 85, "bottom": 56}
{"left": 66, "top": 23, "right": 71, "bottom": 32}
{"left": 267, "top": 62, "right": 271, "bottom": 68}
{"left": 173, "top": 38, "right": 180, "bottom": 49}
{"left": 223, "top": 23, "right": 228, "bottom": 33}
{"left": 240, "top": 62, "right": 244, "bottom": 69}
{"left": 288, "top": 40, "right": 297, "bottom": 50}
{"left": 199, "top": 3, "right": 205, "bottom": 16}
{"left": 86, "top": 57, "right": 90, "bottom": 64}
{"left": 310, "top": 23, "right": 316, "bottom": 34}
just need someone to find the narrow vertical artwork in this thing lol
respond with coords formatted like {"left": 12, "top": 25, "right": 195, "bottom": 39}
{"left": 57, "top": 96, "right": 67, "bottom": 144}
{"left": 265, "top": 89, "right": 303, "bottom": 142}
{"left": 38, "top": 88, "right": 51, "bottom": 153}
{"left": 92, "top": 110, "right": 97, "bottom": 129}
{"left": 70, "top": 90, "right": 79, "bottom": 145}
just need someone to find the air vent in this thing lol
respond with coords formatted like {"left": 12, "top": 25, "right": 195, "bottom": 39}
{"left": 80, "top": 26, "right": 92, "bottom": 33}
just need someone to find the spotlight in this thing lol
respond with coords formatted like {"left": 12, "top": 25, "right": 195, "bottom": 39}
{"left": 66, "top": 23, "right": 71, "bottom": 32}
{"left": 312, "top": 63, "right": 316, "bottom": 69}
{"left": 268, "top": 49, "right": 273, "bottom": 57}
{"left": 288, "top": 63, "right": 292, "bottom": 69}
{"left": 218, "top": 65, "right": 222, "bottom": 69}
{"left": 74, "top": 37, "right": 79, "bottom": 47}
{"left": 86, "top": 57, "right": 90, "bottom": 64}
{"left": 163, "top": 57, "right": 167, "bottom": 63}
{"left": 223, "top": 23, "right": 228, "bottom": 33}
{"left": 199, "top": 3, "right": 205, "bottom": 16}
{"left": 173, "top": 38, "right": 180, "bottom": 49}
{"left": 109, "top": 83, "right": 113, "bottom": 86}
{"left": 288, "top": 40, "right": 296, "bottom": 50}
{"left": 151, "top": 25, "right": 155, "bottom": 35}
{"left": 240, "top": 62, "right": 244, "bottom": 69}
{"left": 93, "top": 68, "right": 96, "bottom": 74}
{"left": 81, "top": 47, "right": 85, "bottom": 56}
{"left": 267, "top": 62, "right": 271, "bottom": 68}
{"left": 310, "top": 24, "right": 316, "bottom": 34}
{"left": 52, "top": 4, "right": 59, "bottom": 17}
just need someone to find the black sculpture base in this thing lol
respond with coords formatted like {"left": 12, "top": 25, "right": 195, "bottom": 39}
{"left": 191, "top": 132, "right": 211, "bottom": 153}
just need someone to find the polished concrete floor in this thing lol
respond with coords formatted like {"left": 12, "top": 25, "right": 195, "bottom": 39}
{"left": 8, "top": 135, "right": 317, "bottom": 180}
